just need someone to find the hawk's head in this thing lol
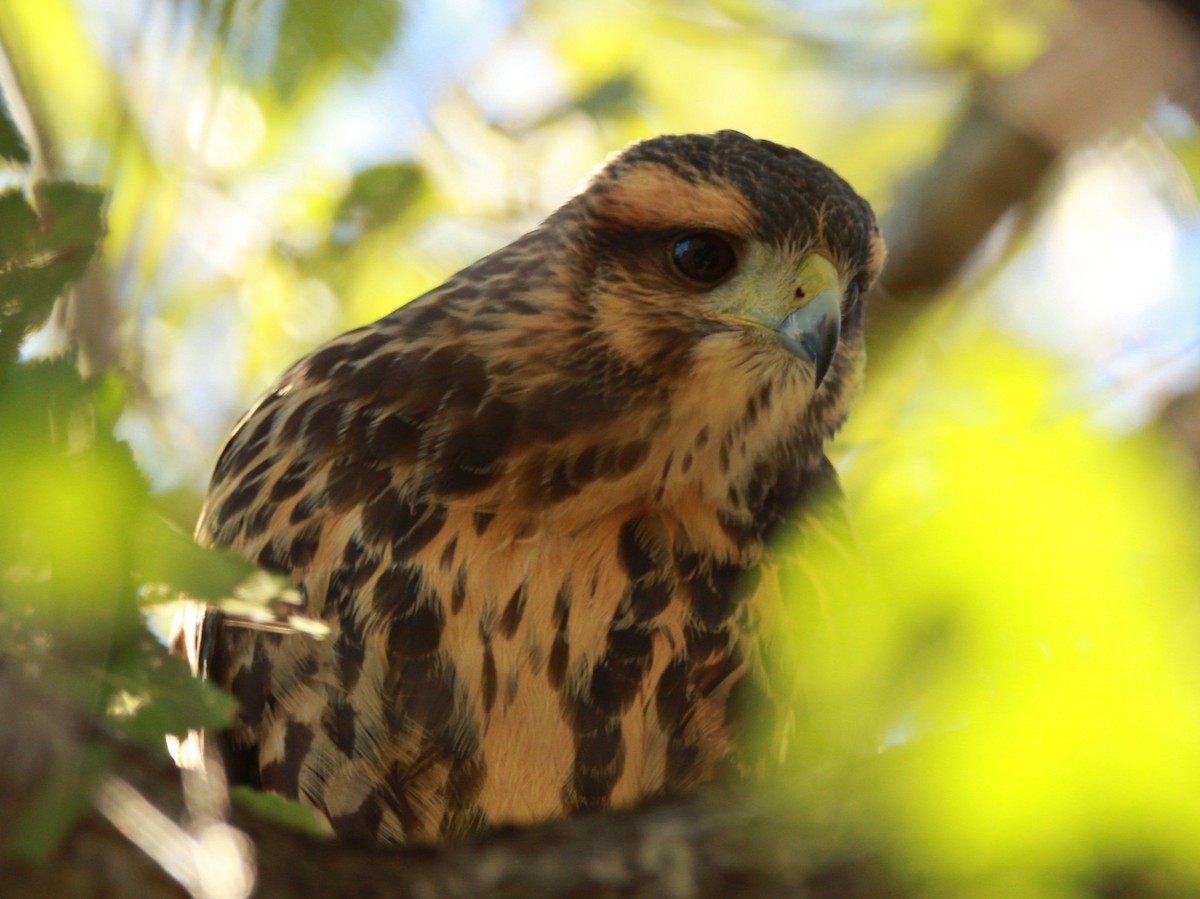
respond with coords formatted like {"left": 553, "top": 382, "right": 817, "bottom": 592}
{"left": 204, "top": 131, "right": 883, "bottom": 555}
{"left": 393, "top": 129, "right": 887, "bottom": 532}
{"left": 566, "top": 130, "right": 884, "bottom": 443}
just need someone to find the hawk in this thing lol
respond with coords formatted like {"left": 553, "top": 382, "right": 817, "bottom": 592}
{"left": 189, "top": 130, "right": 884, "bottom": 844}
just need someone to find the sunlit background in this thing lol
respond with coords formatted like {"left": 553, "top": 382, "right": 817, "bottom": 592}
{"left": 2, "top": 0, "right": 1199, "bottom": 895}
{"left": 3, "top": 0, "right": 1195, "bottom": 489}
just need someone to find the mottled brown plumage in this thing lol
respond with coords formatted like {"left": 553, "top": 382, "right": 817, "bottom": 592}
{"left": 190, "top": 130, "right": 884, "bottom": 844}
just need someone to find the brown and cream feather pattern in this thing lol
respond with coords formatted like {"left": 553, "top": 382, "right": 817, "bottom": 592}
{"left": 192, "top": 130, "right": 884, "bottom": 844}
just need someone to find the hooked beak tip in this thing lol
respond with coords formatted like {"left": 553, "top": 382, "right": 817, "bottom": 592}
{"left": 776, "top": 288, "right": 841, "bottom": 388}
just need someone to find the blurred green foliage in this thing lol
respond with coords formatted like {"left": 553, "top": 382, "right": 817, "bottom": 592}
{"left": 330, "top": 162, "right": 427, "bottom": 248}
{"left": 0, "top": 183, "right": 103, "bottom": 367}
{"left": 778, "top": 332, "right": 1200, "bottom": 894}
{"left": 270, "top": 0, "right": 404, "bottom": 100}
{"left": 0, "top": 169, "right": 242, "bottom": 859}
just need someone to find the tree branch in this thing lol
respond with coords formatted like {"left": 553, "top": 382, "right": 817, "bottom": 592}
{"left": 872, "top": 0, "right": 1200, "bottom": 339}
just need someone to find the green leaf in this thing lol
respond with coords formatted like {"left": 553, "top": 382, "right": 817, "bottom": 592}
{"left": 0, "top": 357, "right": 149, "bottom": 645}
{"left": 532, "top": 72, "right": 641, "bottom": 129}
{"left": 781, "top": 332, "right": 1200, "bottom": 892}
{"left": 231, "top": 785, "right": 326, "bottom": 837}
{"left": 0, "top": 355, "right": 90, "bottom": 454}
{"left": 0, "top": 188, "right": 40, "bottom": 267}
{"left": 568, "top": 72, "right": 641, "bottom": 120}
{"left": 132, "top": 512, "right": 258, "bottom": 603}
{"left": 0, "top": 89, "right": 30, "bottom": 165}
{"left": 29, "top": 182, "right": 107, "bottom": 270}
{"left": 0, "top": 182, "right": 105, "bottom": 370}
{"left": 3, "top": 744, "right": 114, "bottom": 862}
{"left": 270, "top": 0, "right": 402, "bottom": 100}
{"left": 105, "top": 637, "right": 238, "bottom": 740}
{"left": 330, "top": 161, "right": 426, "bottom": 247}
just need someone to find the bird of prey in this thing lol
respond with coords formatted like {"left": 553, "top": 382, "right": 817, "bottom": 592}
{"left": 189, "top": 130, "right": 884, "bottom": 845}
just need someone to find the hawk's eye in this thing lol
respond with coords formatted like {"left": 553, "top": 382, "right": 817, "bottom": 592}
{"left": 671, "top": 234, "right": 736, "bottom": 284}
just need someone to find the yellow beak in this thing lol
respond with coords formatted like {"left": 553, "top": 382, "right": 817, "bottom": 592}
{"left": 717, "top": 253, "right": 844, "bottom": 387}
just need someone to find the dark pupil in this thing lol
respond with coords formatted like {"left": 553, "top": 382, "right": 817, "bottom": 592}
{"left": 673, "top": 235, "right": 732, "bottom": 282}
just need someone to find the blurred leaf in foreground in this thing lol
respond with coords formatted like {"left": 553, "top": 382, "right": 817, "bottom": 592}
{"left": 0, "top": 176, "right": 246, "bottom": 857}
{"left": 132, "top": 513, "right": 258, "bottom": 604}
{"left": 2, "top": 743, "right": 114, "bottom": 863}
{"left": 0, "top": 183, "right": 104, "bottom": 370}
{"left": 329, "top": 161, "right": 427, "bottom": 248}
{"left": 0, "top": 357, "right": 145, "bottom": 641}
{"left": 780, "top": 332, "right": 1200, "bottom": 894}
{"left": 270, "top": 0, "right": 403, "bottom": 100}
{"left": 101, "top": 634, "right": 239, "bottom": 742}
{"left": 230, "top": 785, "right": 326, "bottom": 838}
